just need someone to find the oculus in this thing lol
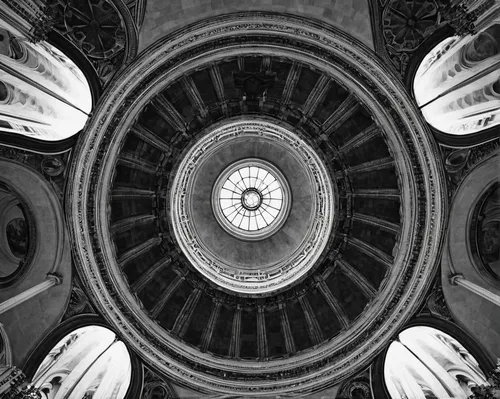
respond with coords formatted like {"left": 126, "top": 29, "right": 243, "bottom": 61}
{"left": 212, "top": 159, "right": 291, "bottom": 241}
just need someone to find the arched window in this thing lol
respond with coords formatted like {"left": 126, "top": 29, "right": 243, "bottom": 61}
{"left": 0, "top": 24, "right": 92, "bottom": 141}
{"left": 384, "top": 326, "right": 489, "bottom": 399}
{"left": 31, "top": 326, "right": 132, "bottom": 399}
{"left": 413, "top": 19, "right": 500, "bottom": 135}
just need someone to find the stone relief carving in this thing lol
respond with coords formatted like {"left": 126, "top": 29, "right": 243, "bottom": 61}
{"left": 142, "top": 367, "right": 178, "bottom": 399}
{"left": 0, "top": 147, "right": 70, "bottom": 204}
{"left": 440, "top": 139, "right": 500, "bottom": 196}
{"left": 0, "top": 0, "right": 54, "bottom": 42}
{"left": 46, "top": 0, "right": 138, "bottom": 85}
{"left": 375, "top": 0, "right": 496, "bottom": 75}
{"left": 426, "top": 283, "right": 453, "bottom": 320}
{"left": 337, "top": 373, "right": 371, "bottom": 399}
{"left": 41, "top": 156, "right": 65, "bottom": 177}
{"left": 383, "top": 0, "right": 440, "bottom": 53}
{"left": 0, "top": 365, "right": 41, "bottom": 399}
{"left": 62, "top": 284, "right": 92, "bottom": 320}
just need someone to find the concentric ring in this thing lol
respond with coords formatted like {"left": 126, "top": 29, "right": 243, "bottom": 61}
{"left": 171, "top": 120, "right": 334, "bottom": 294}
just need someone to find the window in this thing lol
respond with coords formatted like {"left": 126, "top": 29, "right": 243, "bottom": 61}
{"left": 413, "top": 22, "right": 500, "bottom": 135}
{"left": 0, "top": 26, "right": 92, "bottom": 140}
{"left": 384, "top": 326, "right": 489, "bottom": 398}
{"left": 32, "top": 326, "right": 131, "bottom": 399}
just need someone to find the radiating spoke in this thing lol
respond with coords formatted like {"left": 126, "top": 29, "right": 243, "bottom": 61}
{"left": 219, "top": 164, "right": 284, "bottom": 231}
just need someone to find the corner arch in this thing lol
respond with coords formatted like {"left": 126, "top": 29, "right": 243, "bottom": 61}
{"left": 22, "top": 314, "right": 144, "bottom": 399}
{"left": 371, "top": 316, "right": 495, "bottom": 399}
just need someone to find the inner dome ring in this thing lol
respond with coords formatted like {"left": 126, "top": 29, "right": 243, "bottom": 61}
{"left": 170, "top": 119, "right": 335, "bottom": 295}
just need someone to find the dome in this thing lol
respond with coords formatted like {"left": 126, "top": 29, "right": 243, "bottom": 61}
{"left": 170, "top": 119, "right": 335, "bottom": 294}
{"left": 66, "top": 13, "right": 446, "bottom": 395}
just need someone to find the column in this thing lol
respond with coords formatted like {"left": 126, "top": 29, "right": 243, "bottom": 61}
{"left": 229, "top": 305, "right": 241, "bottom": 358}
{"left": 257, "top": 306, "right": 268, "bottom": 359}
{"left": 450, "top": 273, "right": 500, "bottom": 307}
{"left": 0, "top": 273, "right": 62, "bottom": 314}
{"left": 200, "top": 300, "right": 221, "bottom": 351}
{"left": 278, "top": 302, "right": 296, "bottom": 354}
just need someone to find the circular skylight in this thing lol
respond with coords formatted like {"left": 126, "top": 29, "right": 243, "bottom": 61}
{"left": 212, "top": 159, "right": 291, "bottom": 241}
{"left": 220, "top": 165, "right": 283, "bottom": 231}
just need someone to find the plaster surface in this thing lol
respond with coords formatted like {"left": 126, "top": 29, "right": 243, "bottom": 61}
{"left": 138, "top": 0, "right": 374, "bottom": 52}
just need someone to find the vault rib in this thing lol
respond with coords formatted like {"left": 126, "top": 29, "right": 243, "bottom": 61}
{"left": 131, "top": 124, "right": 171, "bottom": 153}
{"left": 130, "top": 256, "right": 172, "bottom": 293}
{"left": 298, "top": 296, "right": 324, "bottom": 345}
{"left": 337, "top": 258, "right": 377, "bottom": 299}
{"left": 150, "top": 273, "right": 184, "bottom": 318}
{"left": 352, "top": 212, "right": 400, "bottom": 234}
{"left": 317, "top": 279, "right": 350, "bottom": 329}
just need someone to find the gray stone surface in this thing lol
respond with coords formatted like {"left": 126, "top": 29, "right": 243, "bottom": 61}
{"left": 138, "top": 0, "right": 374, "bottom": 52}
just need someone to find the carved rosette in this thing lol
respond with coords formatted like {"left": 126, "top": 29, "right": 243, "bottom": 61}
{"left": 142, "top": 367, "right": 178, "bottom": 399}
{"left": 47, "top": 0, "right": 139, "bottom": 84}
{"left": 66, "top": 13, "right": 447, "bottom": 395}
{"left": 338, "top": 376, "right": 372, "bottom": 399}
{"left": 426, "top": 284, "right": 453, "bottom": 320}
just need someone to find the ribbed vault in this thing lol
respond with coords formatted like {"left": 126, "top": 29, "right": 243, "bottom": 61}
{"left": 66, "top": 13, "right": 447, "bottom": 395}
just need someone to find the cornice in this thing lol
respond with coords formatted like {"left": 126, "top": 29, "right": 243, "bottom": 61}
{"left": 66, "top": 12, "right": 447, "bottom": 395}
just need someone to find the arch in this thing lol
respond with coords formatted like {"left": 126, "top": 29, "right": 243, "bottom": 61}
{"left": 0, "top": 158, "right": 69, "bottom": 288}
{"left": 0, "top": 23, "right": 92, "bottom": 142}
{"left": 412, "top": 15, "right": 500, "bottom": 141}
{"left": 371, "top": 317, "right": 494, "bottom": 399}
{"left": 23, "top": 314, "right": 143, "bottom": 399}
{"left": 442, "top": 151, "right": 500, "bottom": 361}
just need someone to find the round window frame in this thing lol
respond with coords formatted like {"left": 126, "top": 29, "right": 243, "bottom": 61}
{"left": 211, "top": 158, "right": 292, "bottom": 242}
{"left": 404, "top": 24, "right": 500, "bottom": 147}
{"left": 371, "top": 316, "right": 496, "bottom": 399}
{"left": 22, "top": 314, "right": 144, "bottom": 399}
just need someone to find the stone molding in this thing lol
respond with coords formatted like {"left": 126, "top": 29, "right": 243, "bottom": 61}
{"left": 65, "top": 13, "right": 447, "bottom": 395}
